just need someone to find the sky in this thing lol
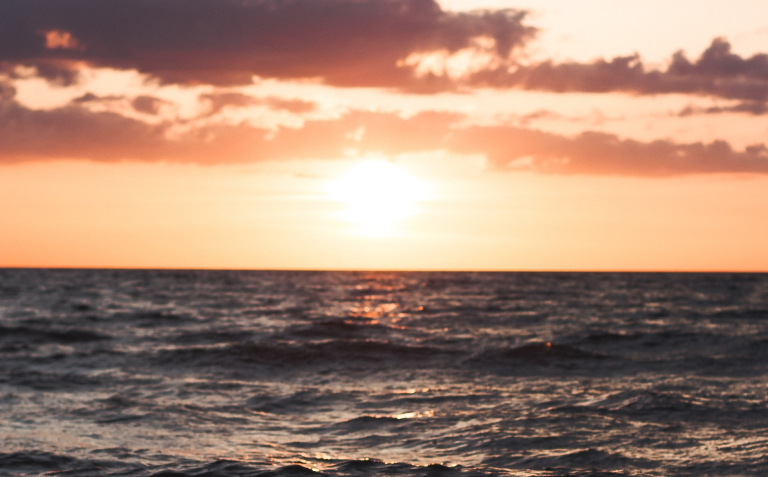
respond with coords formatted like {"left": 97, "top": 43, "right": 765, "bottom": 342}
{"left": 2, "top": 0, "right": 768, "bottom": 271}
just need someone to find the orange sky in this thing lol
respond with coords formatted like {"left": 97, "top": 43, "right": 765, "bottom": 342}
{"left": 2, "top": 0, "right": 768, "bottom": 270}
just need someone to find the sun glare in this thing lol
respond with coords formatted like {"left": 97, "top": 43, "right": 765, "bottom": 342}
{"left": 328, "top": 159, "right": 433, "bottom": 236}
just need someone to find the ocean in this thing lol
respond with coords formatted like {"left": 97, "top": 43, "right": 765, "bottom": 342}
{"left": 1, "top": 269, "right": 767, "bottom": 476}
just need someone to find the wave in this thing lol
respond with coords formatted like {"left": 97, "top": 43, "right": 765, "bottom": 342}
{"left": 111, "top": 310, "right": 196, "bottom": 326}
{"left": 3, "top": 270, "right": 768, "bottom": 476}
{"left": 286, "top": 319, "right": 390, "bottom": 339}
{"left": 247, "top": 389, "right": 361, "bottom": 415}
{"left": 465, "top": 342, "right": 611, "bottom": 374}
{"left": 551, "top": 389, "right": 768, "bottom": 427}
{"left": 0, "top": 369, "right": 102, "bottom": 390}
{"left": 0, "top": 452, "right": 495, "bottom": 477}
{"left": 503, "top": 448, "right": 650, "bottom": 472}
{"left": 0, "top": 325, "right": 110, "bottom": 344}
{"left": 156, "top": 339, "right": 452, "bottom": 371}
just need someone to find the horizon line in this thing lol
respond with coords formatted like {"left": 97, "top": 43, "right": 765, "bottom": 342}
{"left": 2, "top": 266, "right": 767, "bottom": 274}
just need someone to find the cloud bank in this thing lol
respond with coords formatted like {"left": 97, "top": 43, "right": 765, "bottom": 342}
{"left": 2, "top": 1, "right": 767, "bottom": 175}
{"left": 0, "top": 0, "right": 533, "bottom": 90}
{"left": 449, "top": 127, "right": 768, "bottom": 176}
{"left": 498, "top": 38, "right": 768, "bottom": 104}
{"left": 2, "top": 83, "right": 766, "bottom": 176}
{"left": 3, "top": 0, "right": 767, "bottom": 109}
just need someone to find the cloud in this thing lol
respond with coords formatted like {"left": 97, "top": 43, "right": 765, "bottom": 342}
{"left": 448, "top": 127, "right": 768, "bottom": 176}
{"left": 69, "top": 92, "right": 172, "bottom": 116}
{"left": 2, "top": 87, "right": 766, "bottom": 176}
{"left": 199, "top": 93, "right": 316, "bottom": 115}
{"left": 488, "top": 38, "right": 768, "bottom": 105}
{"left": 1, "top": 59, "right": 82, "bottom": 86}
{"left": 0, "top": 0, "right": 533, "bottom": 90}
{"left": 132, "top": 95, "right": 171, "bottom": 115}
{"left": 71, "top": 92, "right": 122, "bottom": 103}
{"left": 679, "top": 101, "right": 768, "bottom": 116}
{"left": 0, "top": 84, "right": 455, "bottom": 163}
{"left": 4, "top": 0, "right": 767, "bottom": 105}
{"left": 0, "top": 95, "right": 168, "bottom": 162}
{"left": 0, "top": 79, "right": 16, "bottom": 99}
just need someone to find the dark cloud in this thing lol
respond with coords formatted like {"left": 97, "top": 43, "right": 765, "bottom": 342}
{"left": 132, "top": 95, "right": 170, "bottom": 115}
{"left": 66, "top": 90, "right": 313, "bottom": 117}
{"left": 199, "top": 93, "right": 316, "bottom": 115}
{"left": 200, "top": 93, "right": 259, "bottom": 114}
{"left": 0, "top": 0, "right": 533, "bottom": 90}
{"left": 490, "top": 38, "right": 768, "bottom": 104}
{"left": 4, "top": 0, "right": 767, "bottom": 104}
{"left": 0, "top": 79, "right": 16, "bottom": 100}
{"left": 1, "top": 59, "right": 81, "bottom": 86}
{"left": 2, "top": 92, "right": 766, "bottom": 176}
{"left": 668, "top": 38, "right": 768, "bottom": 81}
{"left": 72, "top": 92, "right": 124, "bottom": 103}
{"left": 28, "top": 61, "right": 81, "bottom": 86}
{"left": 679, "top": 101, "right": 768, "bottom": 116}
{"left": 0, "top": 98, "right": 167, "bottom": 162}
{"left": 70, "top": 92, "right": 169, "bottom": 114}
{"left": 449, "top": 127, "right": 768, "bottom": 176}
{"left": 0, "top": 89, "right": 454, "bottom": 163}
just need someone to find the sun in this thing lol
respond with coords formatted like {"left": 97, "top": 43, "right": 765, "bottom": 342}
{"left": 328, "top": 159, "right": 433, "bottom": 236}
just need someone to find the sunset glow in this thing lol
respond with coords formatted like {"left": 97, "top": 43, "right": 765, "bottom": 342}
{"left": 1, "top": 0, "right": 767, "bottom": 270}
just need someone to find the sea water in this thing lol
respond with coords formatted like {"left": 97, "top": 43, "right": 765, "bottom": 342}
{"left": 1, "top": 269, "right": 767, "bottom": 476}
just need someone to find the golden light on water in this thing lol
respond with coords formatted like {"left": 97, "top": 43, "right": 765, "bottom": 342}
{"left": 327, "top": 159, "right": 433, "bottom": 237}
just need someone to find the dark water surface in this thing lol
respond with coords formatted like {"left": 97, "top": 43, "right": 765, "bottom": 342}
{"left": 1, "top": 269, "right": 767, "bottom": 476}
